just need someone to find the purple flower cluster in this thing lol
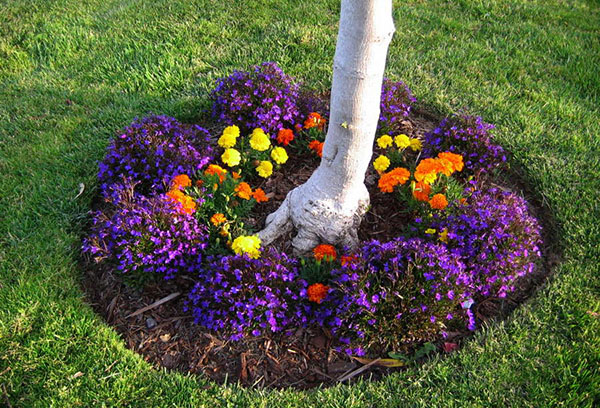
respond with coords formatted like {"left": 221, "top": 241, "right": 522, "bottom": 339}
{"left": 432, "top": 187, "right": 542, "bottom": 299}
{"left": 423, "top": 115, "right": 506, "bottom": 175}
{"left": 186, "top": 249, "right": 309, "bottom": 340}
{"left": 97, "top": 115, "right": 213, "bottom": 196}
{"left": 378, "top": 78, "right": 417, "bottom": 134}
{"left": 211, "top": 62, "right": 303, "bottom": 135}
{"left": 315, "top": 237, "right": 468, "bottom": 355}
{"left": 83, "top": 181, "right": 208, "bottom": 283}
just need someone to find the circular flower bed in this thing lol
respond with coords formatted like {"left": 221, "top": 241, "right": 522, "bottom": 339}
{"left": 82, "top": 62, "right": 544, "bottom": 388}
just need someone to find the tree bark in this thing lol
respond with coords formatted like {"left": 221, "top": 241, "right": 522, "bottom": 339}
{"left": 258, "top": 0, "right": 395, "bottom": 254}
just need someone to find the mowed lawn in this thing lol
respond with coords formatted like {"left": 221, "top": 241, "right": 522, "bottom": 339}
{"left": 1, "top": 0, "right": 599, "bottom": 406}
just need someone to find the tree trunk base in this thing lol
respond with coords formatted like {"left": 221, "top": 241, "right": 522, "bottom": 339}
{"left": 258, "top": 180, "right": 369, "bottom": 255}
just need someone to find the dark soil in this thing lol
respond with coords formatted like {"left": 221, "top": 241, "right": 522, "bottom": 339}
{"left": 80, "top": 109, "right": 560, "bottom": 390}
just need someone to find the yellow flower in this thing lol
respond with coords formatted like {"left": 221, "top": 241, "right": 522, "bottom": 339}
{"left": 376, "top": 135, "right": 394, "bottom": 149}
{"left": 249, "top": 128, "right": 271, "bottom": 151}
{"left": 438, "top": 228, "right": 449, "bottom": 243}
{"left": 256, "top": 160, "right": 273, "bottom": 178}
{"left": 218, "top": 126, "right": 239, "bottom": 148}
{"left": 223, "top": 125, "right": 240, "bottom": 138}
{"left": 231, "top": 235, "right": 261, "bottom": 259}
{"left": 394, "top": 134, "right": 410, "bottom": 149}
{"left": 270, "top": 146, "right": 288, "bottom": 164}
{"left": 425, "top": 228, "right": 437, "bottom": 235}
{"left": 373, "top": 155, "right": 390, "bottom": 173}
{"left": 409, "top": 138, "right": 422, "bottom": 151}
{"left": 221, "top": 148, "right": 241, "bottom": 167}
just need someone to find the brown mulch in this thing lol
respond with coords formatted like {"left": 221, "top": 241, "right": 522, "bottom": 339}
{"left": 80, "top": 109, "right": 560, "bottom": 390}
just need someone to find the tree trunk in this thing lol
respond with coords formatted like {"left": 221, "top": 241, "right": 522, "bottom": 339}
{"left": 258, "top": 0, "right": 395, "bottom": 254}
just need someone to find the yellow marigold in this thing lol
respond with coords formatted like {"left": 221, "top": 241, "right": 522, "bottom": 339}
{"left": 438, "top": 152, "right": 464, "bottom": 173}
{"left": 204, "top": 164, "right": 228, "bottom": 183}
{"left": 425, "top": 228, "right": 437, "bottom": 235}
{"left": 270, "top": 146, "right": 289, "bottom": 164}
{"left": 373, "top": 155, "right": 391, "bottom": 173}
{"left": 307, "top": 283, "right": 330, "bottom": 304}
{"left": 249, "top": 128, "right": 271, "bottom": 151}
{"left": 409, "top": 138, "right": 422, "bottom": 151}
{"left": 376, "top": 135, "right": 394, "bottom": 149}
{"left": 223, "top": 125, "right": 240, "bottom": 138}
{"left": 438, "top": 228, "right": 449, "bottom": 243}
{"left": 394, "top": 134, "right": 411, "bottom": 149}
{"left": 171, "top": 174, "right": 191, "bottom": 190}
{"left": 218, "top": 126, "right": 239, "bottom": 148}
{"left": 210, "top": 213, "right": 227, "bottom": 226}
{"left": 313, "top": 244, "right": 337, "bottom": 261}
{"left": 429, "top": 193, "right": 448, "bottom": 210}
{"left": 221, "top": 148, "right": 241, "bottom": 167}
{"left": 252, "top": 188, "right": 269, "bottom": 203}
{"left": 414, "top": 158, "right": 441, "bottom": 184}
{"left": 234, "top": 182, "right": 253, "bottom": 200}
{"left": 255, "top": 160, "right": 273, "bottom": 178}
{"left": 276, "top": 128, "right": 294, "bottom": 146}
{"left": 412, "top": 181, "right": 431, "bottom": 202}
{"left": 378, "top": 167, "right": 411, "bottom": 193}
{"left": 231, "top": 235, "right": 261, "bottom": 259}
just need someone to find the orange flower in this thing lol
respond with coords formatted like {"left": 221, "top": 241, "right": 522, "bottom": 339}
{"left": 232, "top": 171, "right": 241, "bottom": 180}
{"left": 414, "top": 158, "right": 442, "bottom": 184}
{"left": 276, "top": 128, "right": 295, "bottom": 146}
{"left": 252, "top": 188, "right": 269, "bottom": 203}
{"left": 437, "top": 152, "right": 464, "bottom": 173}
{"left": 171, "top": 174, "right": 191, "bottom": 190}
{"left": 210, "top": 213, "right": 227, "bottom": 226}
{"left": 234, "top": 182, "right": 253, "bottom": 200}
{"left": 378, "top": 167, "right": 411, "bottom": 193}
{"left": 304, "top": 112, "right": 326, "bottom": 131}
{"left": 313, "top": 244, "right": 337, "bottom": 261}
{"left": 166, "top": 189, "right": 196, "bottom": 215}
{"left": 307, "top": 283, "right": 330, "bottom": 304}
{"left": 204, "top": 164, "right": 228, "bottom": 183}
{"left": 308, "top": 140, "right": 324, "bottom": 157}
{"left": 340, "top": 255, "right": 358, "bottom": 267}
{"left": 429, "top": 193, "right": 448, "bottom": 210}
{"left": 412, "top": 181, "right": 431, "bottom": 202}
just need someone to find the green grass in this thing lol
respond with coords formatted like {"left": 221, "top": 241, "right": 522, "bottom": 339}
{"left": 1, "top": 0, "right": 599, "bottom": 406}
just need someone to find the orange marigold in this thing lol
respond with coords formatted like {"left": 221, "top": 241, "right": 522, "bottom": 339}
{"left": 414, "top": 158, "right": 442, "bottom": 184}
{"left": 304, "top": 112, "right": 326, "bottom": 131}
{"left": 412, "top": 181, "right": 431, "bottom": 202}
{"left": 276, "top": 128, "right": 295, "bottom": 146}
{"left": 308, "top": 140, "right": 324, "bottom": 157}
{"left": 429, "top": 193, "right": 448, "bottom": 210}
{"left": 378, "top": 167, "right": 411, "bottom": 193}
{"left": 313, "top": 244, "right": 337, "bottom": 261}
{"left": 307, "top": 283, "right": 330, "bottom": 304}
{"left": 171, "top": 174, "right": 191, "bottom": 190}
{"left": 234, "top": 182, "right": 253, "bottom": 200}
{"left": 210, "top": 213, "right": 227, "bottom": 226}
{"left": 204, "top": 164, "right": 228, "bottom": 183}
{"left": 340, "top": 255, "right": 359, "bottom": 267}
{"left": 252, "top": 188, "right": 269, "bottom": 203}
{"left": 437, "top": 152, "right": 464, "bottom": 173}
{"left": 232, "top": 171, "right": 241, "bottom": 180}
{"left": 166, "top": 189, "right": 196, "bottom": 215}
